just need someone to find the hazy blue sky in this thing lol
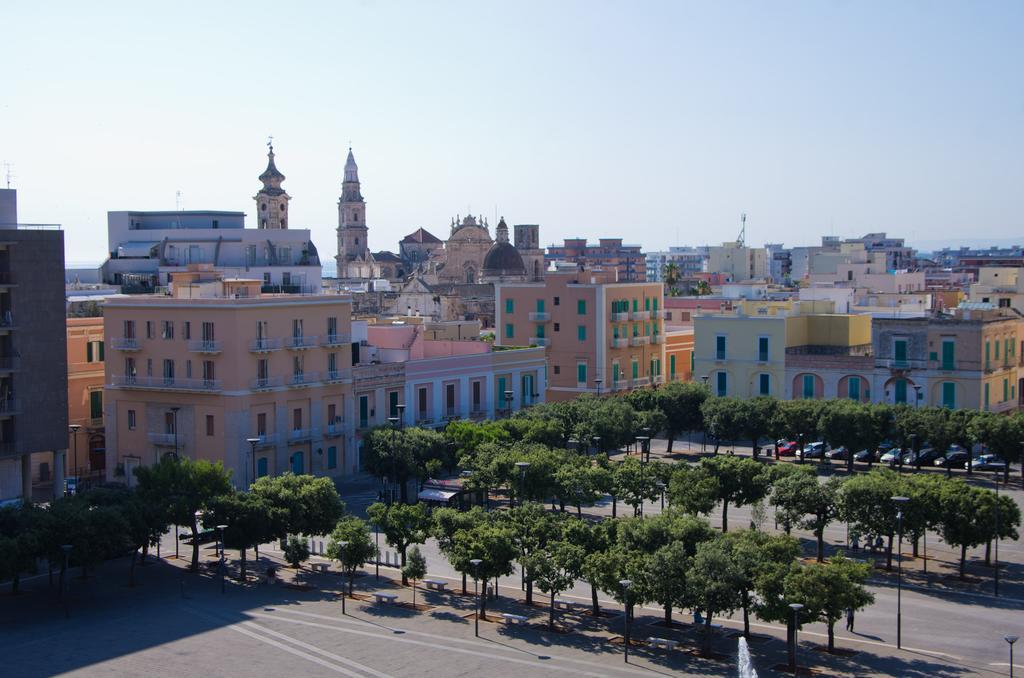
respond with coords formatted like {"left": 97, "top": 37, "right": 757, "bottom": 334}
{"left": 2, "top": 1, "right": 1022, "bottom": 264}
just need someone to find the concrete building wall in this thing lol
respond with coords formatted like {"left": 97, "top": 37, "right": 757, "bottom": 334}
{"left": 67, "top": 317, "right": 106, "bottom": 476}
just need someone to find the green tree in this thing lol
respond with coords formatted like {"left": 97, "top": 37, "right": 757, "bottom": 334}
{"left": 366, "top": 501, "right": 430, "bottom": 584}
{"left": 363, "top": 427, "right": 451, "bottom": 502}
{"left": 938, "top": 481, "right": 1020, "bottom": 578}
{"left": 663, "top": 261, "right": 682, "bottom": 294}
{"left": 528, "top": 540, "right": 585, "bottom": 629}
{"left": 501, "top": 502, "right": 562, "bottom": 605}
{"left": 328, "top": 516, "right": 378, "bottom": 595}
{"left": 205, "top": 493, "right": 281, "bottom": 581}
{"left": 701, "top": 456, "right": 769, "bottom": 531}
{"left": 554, "top": 458, "right": 604, "bottom": 515}
{"left": 134, "top": 457, "right": 232, "bottom": 572}
{"left": 283, "top": 535, "right": 311, "bottom": 568}
{"left": 818, "top": 400, "right": 873, "bottom": 473}
{"left": 688, "top": 536, "right": 743, "bottom": 655}
{"left": 784, "top": 556, "right": 874, "bottom": 652}
{"left": 775, "top": 399, "right": 824, "bottom": 460}
{"left": 250, "top": 473, "right": 346, "bottom": 538}
{"left": 640, "top": 541, "right": 690, "bottom": 626}
{"left": 403, "top": 545, "right": 428, "bottom": 608}
{"left": 770, "top": 474, "right": 843, "bottom": 561}
{"left": 701, "top": 397, "right": 744, "bottom": 453}
{"left": 84, "top": 485, "right": 170, "bottom": 586}
{"left": 657, "top": 381, "right": 709, "bottom": 453}
{"left": 724, "top": 530, "right": 801, "bottom": 638}
{"left": 613, "top": 456, "right": 661, "bottom": 516}
{"left": 448, "top": 521, "right": 518, "bottom": 616}
{"left": 431, "top": 506, "right": 487, "bottom": 593}
{"left": 969, "top": 412, "right": 1022, "bottom": 482}
{"left": 0, "top": 503, "right": 43, "bottom": 594}
{"left": 667, "top": 463, "right": 720, "bottom": 516}
{"left": 568, "top": 518, "right": 615, "bottom": 615}
{"left": 736, "top": 397, "right": 779, "bottom": 460}
{"left": 838, "top": 469, "right": 913, "bottom": 570}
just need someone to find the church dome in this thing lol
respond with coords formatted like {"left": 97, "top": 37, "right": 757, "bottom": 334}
{"left": 483, "top": 241, "right": 525, "bottom": 276}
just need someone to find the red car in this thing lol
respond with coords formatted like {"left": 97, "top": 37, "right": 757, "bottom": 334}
{"left": 777, "top": 441, "right": 799, "bottom": 457}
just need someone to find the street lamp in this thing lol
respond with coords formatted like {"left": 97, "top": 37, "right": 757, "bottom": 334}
{"left": 387, "top": 416, "right": 400, "bottom": 505}
{"left": 68, "top": 424, "right": 82, "bottom": 493}
{"left": 892, "top": 495, "right": 909, "bottom": 649}
{"left": 61, "top": 544, "right": 72, "bottom": 618}
{"left": 339, "top": 541, "right": 349, "bottom": 614}
{"left": 993, "top": 468, "right": 1002, "bottom": 597}
{"left": 912, "top": 384, "right": 922, "bottom": 408}
{"left": 504, "top": 390, "right": 514, "bottom": 417}
{"left": 1006, "top": 635, "right": 1019, "bottom": 678}
{"left": 171, "top": 406, "right": 181, "bottom": 459}
{"left": 246, "top": 437, "right": 260, "bottom": 489}
{"left": 470, "top": 559, "right": 483, "bottom": 637}
{"left": 515, "top": 461, "right": 530, "bottom": 508}
{"left": 656, "top": 481, "right": 666, "bottom": 511}
{"left": 789, "top": 603, "right": 804, "bottom": 672}
{"left": 592, "top": 436, "right": 601, "bottom": 455}
{"left": 217, "top": 524, "right": 228, "bottom": 594}
{"left": 619, "top": 579, "right": 633, "bottom": 663}
{"left": 594, "top": 378, "right": 603, "bottom": 397}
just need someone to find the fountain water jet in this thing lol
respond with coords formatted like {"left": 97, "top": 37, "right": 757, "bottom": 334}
{"left": 737, "top": 636, "right": 758, "bottom": 678}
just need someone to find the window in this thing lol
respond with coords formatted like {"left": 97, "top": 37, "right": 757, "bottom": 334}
{"left": 389, "top": 391, "right": 400, "bottom": 418}
{"left": 497, "top": 377, "right": 507, "bottom": 403}
{"left": 996, "top": 340, "right": 1001, "bottom": 360}
{"left": 848, "top": 377, "right": 861, "bottom": 401}
{"left": 553, "top": 365, "right": 560, "bottom": 375}
{"left": 327, "top": 446, "right": 338, "bottom": 470}
{"left": 505, "top": 323, "right": 514, "bottom": 339}
{"left": 1003, "top": 378, "right": 1009, "bottom": 402}
{"left": 669, "top": 355, "right": 676, "bottom": 379}
{"left": 536, "top": 299, "right": 545, "bottom": 312}
{"left": 553, "top": 296, "right": 560, "bottom": 306}
{"left": 293, "top": 408, "right": 303, "bottom": 431}
{"left": 505, "top": 299, "right": 514, "bottom": 314}
{"left": 942, "top": 382, "right": 956, "bottom": 409}
{"left": 292, "top": 319, "right": 303, "bottom": 338}
{"left": 161, "top": 321, "right": 174, "bottom": 340}
{"left": 186, "top": 360, "right": 192, "bottom": 378}
{"left": 632, "top": 359, "right": 639, "bottom": 379}
{"left": 984, "top": 383, "right": 990, "bottom": 411}
{"left": 201, "top": 322, "right": 215, "bottom": 342}
{"left": 257, "top": 413, "right": 267, "bottom": 436}
{"left": 716, "top": 371, "right": 727, "bottom": 397}
{"left": 553, "top": 323, "right": 560, "bottom": 332}
{"left": 758, "top": 337, "right": 769, "bottom": 362}
{"left": 803, "top": 375, "right": 815, "bottom": 399}
{"left": 359, "top": 396, "right": 369, "bottom": 427}
{"left": 632, "top": 298, "right": 638, "bottom": 312}
{"left": 328, "top": 352, "right": 337, "bottom": 376}
{"left": 894, "top": 339, "right": 908, "bottom": 366}
{"left": 290, "top": 451, "right": 303, "bottom": 474}
{"left": 985, "top": 341, "right": 991, "bottom": 369}
{"left": 418, "top": 387, "right": 428, "bottom": 418}
{"left": 446, "top": 383, "right": 456, "bottom": 412}
{"left": 162, "top": 359, "right": 175, "bottom": 383}
{"left": 145, "top": 321, "right": 153, "bottom": 339}
{"left": 123, "top": 320, "right": 136, "bottom": 339}
{"left": 128, "top": 409, "right": 136, "bottom": 430}
{"left": 257, "top": 359, "right": 269, "bottom": 384}
{"left": 293, "top": 355, "right": 304, "bottom": 378}
{"left": 472, "top": 381, "right": 481, "bottom": 410}
{"left": 536, "top": 324, "right": 545, "bottom": 339}
{"left": 327, "top": 317, "right": 338, "bottom": 340}
{"left": 183, "top": 322, "right": 191, "bottom": 340}
{"left": 146, "top": 358, "right": 153, "bottom": 377}
{"left": 86, "top": 340, "right": 104, "bottom": 363}
{"left": 577, "top": 299, "right": 586, "bottom": 315}
{"left": 201, "top": 360, "right": 215, "bottom": 384}
{"left": 894, "top": 379, "right": 907, "bottom": 404}
{"left": 577, "top": 362, "right": 587, "bottom": 384}
{"left": 577, "top": 325, "right": 586, "bottom": 341}
{"left": 89, "top": 391, "right": 103, "bottom": 419}
{"left": 257, "top": 458, "right": 268, "bottom": 478}
{"left": 716, "top": 335, "right": 726, "bottom": 360}
{"left": 206, "top": 415, "right": 214, "bottom": 436}
{"left": 327, "top": 403, "right": 337, "bottom": 425}
{"left": 941, "top": 338, "right": 955, "bottom": 370}
{"left": 164, "top": 411, "right": 176, "bottom": 435}
{"left": 645, "top": 297, "right": 651, "bottom": 311}
{"left": 613, "top": 362, "right": 620, "bottom": 383}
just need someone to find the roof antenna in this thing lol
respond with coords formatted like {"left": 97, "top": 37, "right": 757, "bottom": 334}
{"left": 176, "top": 190, "right": 184, "bottom": 212}
{"left": 267, "top": 135, "right": 274, "bottom": 152}
{"left": 2, "top": 162, "right": 13, "bottom": 189}
{"left": 737, "top": 213, "right": 747, "bottom": 247}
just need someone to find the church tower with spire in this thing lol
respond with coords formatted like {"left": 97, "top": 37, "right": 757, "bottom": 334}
{"left": 335, "top": 147, "right": 376, "bottom": 278}
{"left": 254, "top": 141, "right": 290, "bottom": 229}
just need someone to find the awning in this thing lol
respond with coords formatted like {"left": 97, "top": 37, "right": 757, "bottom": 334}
{"left": 418, "top": 488, "right": 457, "bottom": 502}
{"left": 117, "top": 241, "right": 159, "bottom": 258}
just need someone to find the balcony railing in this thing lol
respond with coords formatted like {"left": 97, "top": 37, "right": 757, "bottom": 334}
{"left": 611, "top": 312, "right": 630, "bottom": 322}
{"left": 528, "top": 311, "right": 551, "bottom": 321}
{"left": 188, "top": 340, "right": 222, "bottom": 353}
{"left": 0, "top": 357, "right": 19, "bottom": 372}
{"left": 250, "top": 433, "right": 276, "bottom": 447}
{"left": 531, "top": 337, "right": 550, "bottom": 347}
{"left": 876, "top": 358, "right": 927, "bottom": 370}
{"left": 324, "top": 423, "right": 345, "bottom": 437}
{"left": 324, "top": 369, "right": 347, "bottom": 382}
{"left": 288, "top": 371, "right": 320, "bottom": 387}
{"left": 653, "top": 375, "right": 664, "bottom": 385}
{"left": 251, "top": 376, "right": 283, "bottom": 390}
{"left": 285, "top": 335, "right": 318, "bottom": 350}
{"left": 0, "top": 399, "right": 20, "bottom": 416}
{"left": 111, "top": 338, "right": 140, "bottom": 351}
{"left": 250, "top": 338, "right": 281, "bottom": 352}
{"left": 652, "top": 309, "right": 665, "bottom": 319}
{"left": 630, "top": 310, "right": 651, "bottom": 321}
{"left": 147, "top": 432, "right": 180, "bottom": 446}
{"left": 287, "top": 428, "right": 315, "bottom": 442}
{"left": 651, "top": 335, "right": 664, "bottom": 344}
{"left": 611, "top": 379, "right": 629, "bottom": 391}
{"left": 0, "top": 312, "right": 14, "bottom": 329}
{"left": 633, "top": 376, "right": 651, "bottom": 387}
{"left": 322, "top": 334, "right": 351, "bottom": 347}
{"left": 112, "top": 376, "right": 221, "bottom": 392}
{"left": 630, "top": 336, "right": 651, "bottom": 347}
{"left": 610, "top": 337, "right": 629, "bottom": 349}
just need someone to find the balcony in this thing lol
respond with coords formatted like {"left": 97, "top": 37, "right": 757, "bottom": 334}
{"left": 188, "top": 340, "right": 222, "bottom": 354}
{"left": 611, "top": 379, "right": 629, "bottom": 392}
{"left": 653, "top": 375, "right": 664, "bottom": 385}
{"left": 288, "top": 372, "right": 320, "bottom": 387}
{"left": 528, "top": 312, "right": 551, "bottom": 321}
{"left": 249, "top": 433, "right": 276, "bottom": 447}
{"left": 416, "top": 416, "right": 433, "bottom": 426}
{"left": 322, "top": 334, "right": 351, "bottom": 347}
{"left": 610, "top": 337, "right": 629, "bottom": 349}
{"left": 652, "top": 309, "right": 666, "bottom": 319}
{"left": 250, "top": 376, "right": 283, "bottom": 390}
{"left": 250, "top": 338, "right": 281, "bottom": 352}
{"left": 651, "top": 335, "right": 664, "bottom": 344}
{"left": 0, "top": 399, "right": 19, "bottom": 417}
{"left": 147, "top": 432, "right": 181, "bottom": 446}
{"left": 0, "top": 357, "right": 19, "bottom": 372}
{"left": 285, "top": 335, "right": 318, "bottom": 350}
{"left": 324, "top": 369, "right": 347, "bottom": 383}
{"left": 111, "top": 376, "right": 221, "bottom": 392}
{"left": 611, "top": 312, "right": 630, "bottom": 322}
{"left": 324, "top": 423, "right": 345, "bottom": 438}
{"left": 469, "top": 408, "right": 487, "bottom": 420}
{"left": 633, "top": 376, "right": 651, "bottom": 387}
{"left": 530, "top": 337, "right": 550, "bottom": 347}
{"left": 630, "top": 336, "right": 651, "bottom": 347}
{"left": 287, "top": 428, "right": 315, "bottom": 443}
{"left": 0, "top": 272, "right": 16, "bottom": 286}
{"left": 630, "top": 310, "right": 651, "bottom": 321}
{"left": 877, "top": 358, "right": 927, "bottom": 371}
{"left": 111, "top": 338, "right": 141, "bottom": 351}
{"left": 0, "top": 312, "right": 15, "bottom": 331}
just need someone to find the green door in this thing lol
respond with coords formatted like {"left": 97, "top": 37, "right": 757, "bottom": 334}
{"left": 894, "top": 339, "right": 908, "bottom": 366}
{"left": 942, "top": 382, "right": 955, "bottom": 409}
{"left": 894, "top": 379, "right": 907, "bottom": 404}
{"left": 941, "top": 341, "right": 955, "bottom": 370}
{"left": 848, "top": 377, "right": 860, "bottom": 401}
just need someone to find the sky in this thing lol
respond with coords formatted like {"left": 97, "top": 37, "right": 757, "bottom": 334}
{"left": 2, "top": 1, "right": 1023, "bottom": 265}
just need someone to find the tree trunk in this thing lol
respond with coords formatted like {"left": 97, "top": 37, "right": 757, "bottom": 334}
{"left": 480, "top": 587, "right": 488, "bottom": 616}
{"left": 959, "top": 543, "right": 967, "bottom": 579}
{"left": 413, "top": 581, "right": 417, "bottom": 608}
{"left": 985, "top": 539, "right": 991, "bottom": 566}
{"left": 526, "top": 575, "right": 533, "bottom": 605}
{"left": 559, "top": 499, "right": 566, "bottom": 512}
{"left": 742, "top": 599, "right": 750, "bottom": 638}
{"left": 816, "top": 528, "right": 824, "bottom": 562}
{"left": 141, "top": 542, "right": 149, "bottom": 565}
{"left": 702, "top": 613, "right": 713, "bottom": 655}
{"left": 612, "top": 496, "right": 617, "bottom": 518}
{"left": 190, "top": 522, "right": 200, "bottom": 572}
{"left": 912, "top": 537, "right": 919, "bottom": 558}
{"left": 462, "top": 572, "right": 467, "bottom": 595}
{"left": 847, "top": 453, "right": 854, "bottom": 474}
{"left": 591, "top": 582, "right": 600, "bottom": 616}
{"left": 666, "top": 434, "right": 675, "bottom": 453}
{"left": 348, "top": 572, "right": 355, "bottom": 595}
{"left": 400, "top": 546, "right": 408, "bottom": 585}
{"left": 494, "top": 576, "right": 499, "bottom": 600}
{"left": 576, "top": 503, "right": 582, "bottom": 517}
{"left": 664, "top": 603, "right": 672, "bottom": 625}
{"left": 549, "top": 593, "right": 556, "bottom": 630}
{"left": 828, "top": 620, "right": 835, "bottom": 652}
{"left": 886, "top": 533, "right": 894, "bottom": 571}
{"left": 752, "top": 438, "right": 759, "bottom": 459}
{"left": 966, "top": 447, "right": 973, "bottom": 476}
{"left": 721, "top": 501, "right": 729, "bottom": 532}
{"left": 239, "top": 548, "right": 247, "bottom": 581}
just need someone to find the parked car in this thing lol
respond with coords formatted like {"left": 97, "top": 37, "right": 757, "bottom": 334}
{"left": 970, "top": 454, "right": 1008, "bottom": 472}
{"left": 853, "top": 448, "right": 873, "bottom": 462}
{"left": 902, "top": 447, "right": 939, "bottom": 465}
{"left": 777, "top": 441, "right": 799, "bottom": 457}
{"left": 935, "top": 450, "right": 968, "bottom": 467}
{"left": 880, "top": 448, "right": 903, "bottom": 464}
{"left": 799, "top": 442, "right": 828, "bottom": 460}
{"left": 825, "top": 446, "right": 849, "bottom": 460}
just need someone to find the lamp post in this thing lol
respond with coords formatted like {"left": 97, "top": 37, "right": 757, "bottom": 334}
{"left": 515, "top": 461, "right": 530, "bottom": 508}
{"left": 913, "top": 384, "right": 922, "bottom": 408}
{"left": 246, "top": 437, "right": 260, "bottom": 489}
{"left": 68, "top": 424, "right": 81, "bottom": 493}
{"left": 217, "top": 524, "right": 228, "bottom": 594}
{"left": 387, "top": 416, "right": 400, "bottom": 505}
{"left": 993, "top": 468, "right": 1001, "bottom": 597}
{"left": 61, "top": 544, "right": 72, "bottom": 618}
{"left": 504, "top": 390, "right": 514, "bottom": 418}
{"left": 1006, "top": 635, "right": 1019, "bottom": 678}
{"left": 470, "top": 559, "right": 483, "bottom": 637}
{"left": 620, "top": 579, "right": 632, "bottom": 663}
{"left": 656, "top": 481, "right": 666, "bottom": 511}
{"left": 594, "top": 378, "right": 603, "bottom": 397}
{"left": 171, "top": 406, "right": 181, "bottom": 459}
{"left": 892, "top": 495, "right": 909, "bottom": 649}
{"left": 374, "top": 518, "right": 381, "bottom": 581}
{"left": 339, "top": 541, "right": 349, "bottom": 614}
{"left": 592, "top": 436, "right": 601, "bottom": 455}
{"left": 789, "top": 603, "right": 804, "bottom": 672}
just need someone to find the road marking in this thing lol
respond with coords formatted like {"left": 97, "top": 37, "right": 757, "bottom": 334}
{"left": 228, "top": 619, "right": 371, "bottom": 677}
{"left": 242, "top": 621, "right": 394, "bottom": 678}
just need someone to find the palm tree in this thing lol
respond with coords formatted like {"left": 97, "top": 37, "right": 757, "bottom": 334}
{"left": 695, "top": 280, "right": 711, "bottom": 296}
{"left": 663, "top": 262, "right": 681, "bottom": 295}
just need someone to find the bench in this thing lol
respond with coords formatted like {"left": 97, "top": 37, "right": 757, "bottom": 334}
{"left": 372, "top": 592, "right": 399, "bottom": 604}
{"left": 502, "top": 613, "right": 528, "bottom": 625}
{"left": 423, "top": 579, "right": 448, "bottom": 592}
{"left": 553, "top": 599, "right": 574, "bottom": 611}
{"left": 648, "top": 637, "right": 679, "bottom": 650}
{"left": 310, "top": 563, "right": 329, "bottom": 574}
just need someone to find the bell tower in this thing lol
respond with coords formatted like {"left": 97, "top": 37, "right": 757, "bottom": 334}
{"left": 253, "top": 140, "right": 290, "bottom": 229}
{"left": 335, "top": 148, "right": 372, "bottom": 276}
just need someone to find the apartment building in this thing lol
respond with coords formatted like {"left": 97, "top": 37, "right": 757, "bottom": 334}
{"left": 0, "top": 189, "right": 70, "bottom": 503}
{"left": 68, "top": 316, "right": 106, "bottom": 480}
{"left": 871, "top": 305, "right": 1022, "bottom": 411}
{"left": 496, "top": 266, "right": 664, "bottom": 400}
{"left": 104, "top": 267, "right": 354, "bottom": 488}
{"left": 546, "top": 238, "right": 647, "bottom": 282}
{"left": 664, "top": 329, "right": 694, "bottom": 384}
{"left": 969, "top": 267, "right": 1024, "bottom": 313}
{"left": 706, "top": 242, "right": 768, "bottom": 282}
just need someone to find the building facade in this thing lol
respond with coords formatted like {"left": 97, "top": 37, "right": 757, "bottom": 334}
{"left": 67, "top": 316, "right": 106, "bottom": 481}
{"left": 335, "top": 148, "right": 379, "bottom": 280}
{"left": 547, "top": 238, "right": 646, "bottom": 282}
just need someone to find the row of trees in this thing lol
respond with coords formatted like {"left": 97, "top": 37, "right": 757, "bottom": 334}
{"left": 0, "top": 457, "right": 345, "bottom": 591}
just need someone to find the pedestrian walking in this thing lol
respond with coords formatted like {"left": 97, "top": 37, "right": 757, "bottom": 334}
{"left": 851, "top": 535, "right": 860, "bottom": 551}
{"left": 845, "top": 607, "right": 855, "bottom": 632}
{"left": 874, "top": 535, "right": 884, "bottom": 552}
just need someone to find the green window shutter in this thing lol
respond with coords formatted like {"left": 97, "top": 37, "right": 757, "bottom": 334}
{"left": 506, "top": 299, "right": 514, "bottom": 314}
{"left": 389, "top": 391, "right": 399, "bottom": 418}
{"left": 89, "top": 391, "right": 103, "bottom": 419}
{"left": 613, "top": 363, "right": 620, "bottom": 382}
{"left": 505, "top": 323, "right": 514, "bottom": 338}
{"left": 536, "top": 325, "right": 545, "bottom": 338}
{"left": 848, "top": 377, "right": 860, "bottom": 401}
{"left": 98, "top": 341, "right": 105, "bottom": 362}
{"left": 633, "top": 298, "right": 638, "bottom": 312}
{"left": 577, "top": 299, "right": 586, "bottom": 315}
{"left": 758, "top": 337, "right": 768, "bottom": 361}
{"left": 895, "top": 379, "right": 907, "bottom": 404}
{"left": 942, "top": 382, "right": 956, "bottom": 409}
{"left": 86, "top": 342, "right": 94, "bottom": 363}
{"left": 577, "top": 364, "right": 587, "bottom": 384}
{"left": 257, "top": 458, "right": 268, "bottom": 478}
{"left": 716, "top": 371, "right": 727, "bottom": 396}
{"left": 359, "top": 396, "right": 369, "bottom": 425}
{"left": 803, "top": 375, "right": 815, "bottom": 399}
{"left": 995, "top": 340, "right": 1001, "bottom": 359}
{"left": 653, "top": 298, "right": 658, "bottom": 311}
{"left": 984, "top": 383, "right": 990, "bottom": 410}
{"left": 669, "top": 355, "right": 676, "bottom": 378}
{"left": 645, "top": 297, "right": 650, "bottom": 311}
{"left": 1003, "top": 378, "right": 1009, "bottom": 402}
{"left": 716, "top": 335, "right": 726, "bottom": 359}
{"left": 327, "top": 446, "right": 338, "bottom": 469}
{"left": 894, "top": 340, "right": 907, "bottom": 365}
{"left": 537, "top": 299, "right": 544, "bottom": 312}
{"left": 578, "top": 325, "right": 586, "bottom": 341}
{"left": 985, "top": 342, "right": 991, "bottom": 368}
{"left": 632, "top": 360, "right": 639, "bottom": 379}
{"left": 759, "top": 373, "right": 770, "bottom": 395}
{"left": 941, "top": 341, "right": 954, "bottom": 370}
{"left": 613, "top": 326, "right": 619, "bottom": 339}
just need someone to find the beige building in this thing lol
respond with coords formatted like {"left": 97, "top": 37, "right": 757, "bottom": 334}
{"left": 496, "top": 266, "right": 665, "bottom": 400}
{"left": 969, "top": 267, "right": 1024, "bottom": 313}
{"left": 67, "top": 317, "right": 107, "bottom": 480}
{"left": 706, "top": 241, "right": 768, "bottom": 282}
